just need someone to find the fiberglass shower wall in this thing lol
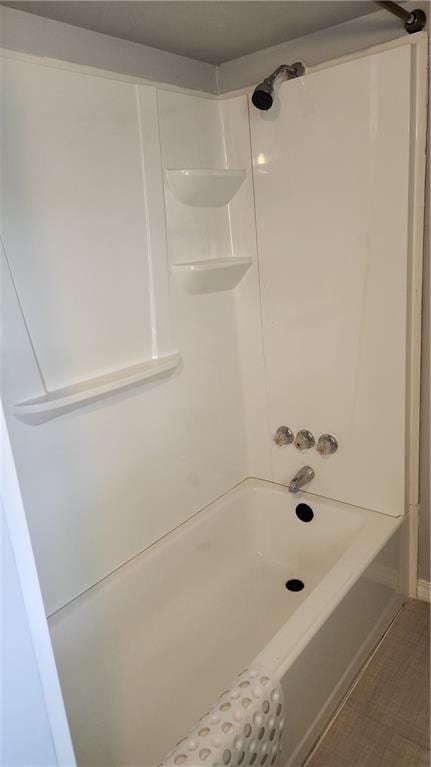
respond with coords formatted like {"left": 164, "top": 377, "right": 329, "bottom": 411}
{"left": 249, "top": 44, "right": 417, "bottom": 518}
{"left": 1, "top": 38, "right": 421, "bottom": 619}
{"left": 1, "top": 57, "right": 258, "bottom": 615}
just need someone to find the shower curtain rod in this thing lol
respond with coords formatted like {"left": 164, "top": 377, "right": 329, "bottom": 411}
{"left": 376, "top": 1, "right": 426, "bottom": 33}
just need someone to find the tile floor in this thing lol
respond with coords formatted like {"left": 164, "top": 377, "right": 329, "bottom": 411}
{"left": 306, "top": 599, "right": 430, "bottom": 767}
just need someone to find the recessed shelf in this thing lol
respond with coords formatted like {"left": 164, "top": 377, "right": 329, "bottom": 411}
{"left": 13, "top": 352, "right": 181, "bottom": 422}
{"left": 172, "top": 257, "right": 252, "bottom": 294}
{"left": 165, "top": 169, "right": 246, "bottom": 207}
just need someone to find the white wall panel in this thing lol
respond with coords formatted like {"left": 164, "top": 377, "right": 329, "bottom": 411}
{"left": 158, "top": 90, "right": 232, "bottom": 265}
{"left": 220, "top": 96, "right": 271, "bottom": 478}
{"left": 157, "top": 89, "right": 270, "bottom": 477}
{"left": 2, "top": 234, "right": 248, "bottom": 614}
{"left": 1, "top": 58, "right": 165, "bottom": 390}
{"left": 250, "top": 46, "right": 412, "bottom": 516}
{"left": 1, "top": 60, "right": 250, "bottom": 614}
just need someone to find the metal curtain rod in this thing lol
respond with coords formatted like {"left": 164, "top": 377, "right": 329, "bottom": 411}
{"left": 376, "top": 1, "right": 426, "bottom": 33}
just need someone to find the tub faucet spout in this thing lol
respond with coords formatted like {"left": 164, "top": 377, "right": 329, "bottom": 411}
{"left": 288, "top": 465, "right": 315, "bottom": 493}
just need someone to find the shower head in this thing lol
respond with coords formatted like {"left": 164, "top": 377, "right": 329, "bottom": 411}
{"left": 251, "top": 80, "right": 274, "bottom": 111}
{"left": 251, "top": 62, "right": 305, "bottom": 111}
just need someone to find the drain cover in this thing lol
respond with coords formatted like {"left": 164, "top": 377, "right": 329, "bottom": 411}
{"left": 285, "top": 579, "right": 304, "bottom": 592}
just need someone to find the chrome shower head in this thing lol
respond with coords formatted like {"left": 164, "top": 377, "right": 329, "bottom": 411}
{"left": 251, "top": 62, "right": 305, "bottom": 111}
{"left": 251, "top": 79, "right": 274, "bottom": 111}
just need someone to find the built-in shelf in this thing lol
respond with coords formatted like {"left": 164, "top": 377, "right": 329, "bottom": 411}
{"left": 13, "top": 352, "right": 181, "bottom": 421}
{"left": 165, "top": 169, "right": 246, "bottom": 207}
{"left": 172, "top": 257, "right": 252, "bottom": 294}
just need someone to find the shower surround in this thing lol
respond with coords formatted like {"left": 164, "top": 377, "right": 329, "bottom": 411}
{"left": 1, "top": 29, "right": 426, "bottom": 767}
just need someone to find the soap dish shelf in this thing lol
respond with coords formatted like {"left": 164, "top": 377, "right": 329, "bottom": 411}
{"left": 165, "top": 169, "right": 246, "bottom": 207}
{"left": 172, "top": 257, "right": 252, "bottom": 293}
{"left": 13, "top": 352, "right": 181, "bottom": 422}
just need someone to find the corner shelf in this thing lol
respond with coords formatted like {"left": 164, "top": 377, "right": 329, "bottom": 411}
{"left": 13, "top": 352, "right": 181, "bottom": 422}
{"left": 172, "top": 257, "right": 252, "bottom": 294}
{"left": 165, "top": 169, "right": 246, "bottom": 207}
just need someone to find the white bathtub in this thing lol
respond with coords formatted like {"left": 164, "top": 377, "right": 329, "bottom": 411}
{"left": 49, "top": 478, "right": 408, "bottom": 767}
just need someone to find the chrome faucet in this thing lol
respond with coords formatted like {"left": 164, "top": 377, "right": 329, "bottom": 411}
{"left": 288, "top": 465, "right": 315, "bottom": 493}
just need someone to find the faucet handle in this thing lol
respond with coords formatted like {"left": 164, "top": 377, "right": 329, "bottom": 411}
{"left": 294, "top": 429, "right": 315, "bottom": 450}
{"left": 317, "top": 434, "right": 338, "bottom": 455}
{"left": 273, "top": 425, "right": 294, "bottom": 446}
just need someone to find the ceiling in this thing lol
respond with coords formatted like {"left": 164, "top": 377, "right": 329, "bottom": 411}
{"left": 2, "top": 1, "right": 379, "bottom": 64}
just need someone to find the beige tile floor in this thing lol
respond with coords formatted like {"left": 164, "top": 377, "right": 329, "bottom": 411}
{"left": 306, "top": 599, "right": 430, "bottom": 767}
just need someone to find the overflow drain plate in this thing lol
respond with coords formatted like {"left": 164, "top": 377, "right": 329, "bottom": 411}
{"left": 296, "top": 503, "right": 314, "bottom": 522}
{"left": 285, "top": 579, "right": 305, "bottom": 592}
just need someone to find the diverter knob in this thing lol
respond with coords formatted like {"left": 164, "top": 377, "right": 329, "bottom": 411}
{"left": 294, "top": 430, "right": 315, "bottom": 450}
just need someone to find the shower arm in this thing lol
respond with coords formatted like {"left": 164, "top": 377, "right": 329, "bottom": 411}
{"left": 263, "top": 63, "right": 303, "bottom": 86}
{"left": 375, "top": 1, "right": 426, "bottom": 33}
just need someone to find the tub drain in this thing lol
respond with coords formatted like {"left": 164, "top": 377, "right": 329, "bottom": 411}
{"left": 285, "top": 579, "right": 304, "bottom": 592}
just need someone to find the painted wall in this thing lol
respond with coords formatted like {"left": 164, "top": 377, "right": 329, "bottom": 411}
{"left": 1, "top": 2, "right": 428, "bottom": 96}
{"left": 419, "top": 115, "right": 430, "bottom": 583}
{"left": 1, "top": 403, "right": 76, "bottom": 766}
{"left": 0, "top": 4, "right": 216, "bottom": 93}
{"left": 1, "top": 509, "right": 58, "bottom": 766}
{"left": 216, "top": 1, "right": 430, "bottom": 92}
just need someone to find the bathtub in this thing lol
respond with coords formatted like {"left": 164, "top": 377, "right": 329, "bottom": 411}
{"left": 48, "top": 478, "right": 408, "bottom": 767}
